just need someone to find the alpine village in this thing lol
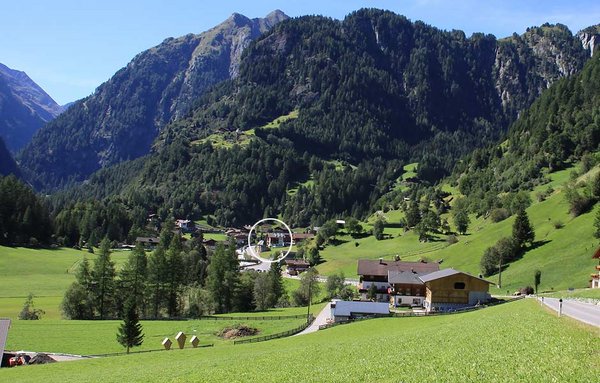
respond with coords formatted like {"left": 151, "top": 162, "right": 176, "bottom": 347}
{"left": 0, "top": 5, "right": 598, "bottom": 383}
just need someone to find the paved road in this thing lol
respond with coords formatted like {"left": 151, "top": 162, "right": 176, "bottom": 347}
{"left": 294, "top": 302, "right": 333, "bottom": 336}
{"left": 540, "top": 297, "right": 600, "bottom": 328}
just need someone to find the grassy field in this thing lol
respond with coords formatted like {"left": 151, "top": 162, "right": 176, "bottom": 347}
{"left": 4, "top": 315, "right": 308, "bottom": 355}
{"left": 1, "top": 299, "right": 597, "bottom": 382}
{"left": 0, "top": 246, "right": 131, "bottom": 319}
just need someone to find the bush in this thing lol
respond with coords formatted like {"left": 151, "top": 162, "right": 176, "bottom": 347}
{"left": 446, "top": 234, "right": 458, "bottom": 244}
{"left": 489, "top": 208, "right": 510, "bottom": 223}
{"left": 519, "top": 286, "right": 534, "bottom": 295}
{"left": 19, "top": 293, "right": 45, "bottom": 320}
{"left": 553, "top": 220, "right": 564, "bottom": 229}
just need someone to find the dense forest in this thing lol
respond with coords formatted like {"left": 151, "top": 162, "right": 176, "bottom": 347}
{"left": 31, "top": 10, "right": 594, "bottom": 229}
{"left": 0, "top": 137, "right": 19, "bottom": 177}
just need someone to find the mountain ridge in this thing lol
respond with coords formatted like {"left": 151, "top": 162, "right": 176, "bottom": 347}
{"left": 0, "top": 63, "right": 64, "bottom": 151}
{"left": 19, "top": 10, "right": 289, "bottom": 189}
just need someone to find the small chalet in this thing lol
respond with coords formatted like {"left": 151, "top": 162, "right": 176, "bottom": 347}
{"left": 331, "top": 301, "right": 389, "bottom": 323}
{"left": 285, "top": 259, "right": 310, "bottom": 275}
{"left": 420, "top": 269, "right": 493, "bottom": 311}
{"left": 175, "top": 219, "right": 195, "bottom": 233}
{"left": 357, "top": 258, "right": 440, "bottom": 302}
{"left": 591, "top": 248, "right": 600, "bottom": 288}
{"left": 136, "top": 236, "right": 160, "bottom": 249}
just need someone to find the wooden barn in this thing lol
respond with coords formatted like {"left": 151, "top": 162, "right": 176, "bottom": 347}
{"left": 419, "top": 269, "right": 493, "bottom": 312}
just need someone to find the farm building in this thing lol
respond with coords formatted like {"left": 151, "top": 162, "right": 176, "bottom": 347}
{"left": 266, "top": 233, "right": 314, "bottom": 248}
{"left": 331, "top": 301, "right": 389, "bottom": 323}
{"left": 136, "top": 236, "right": 160, "bottom": 250}
{"left": 420, "top": 269, "right": 493, "bottom": 312}
{"left": 357, "top": 258, "right": 440, "bottom": 302}
{"left": 388, "top": 270, "right": 427, "bottom": 307}
{"left": 285, "top": 259, "right": 310, "bottom": 275}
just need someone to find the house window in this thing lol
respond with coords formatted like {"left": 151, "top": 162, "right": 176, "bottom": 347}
{"left": 454, "top": 282, "right": 466, "bottom": 290}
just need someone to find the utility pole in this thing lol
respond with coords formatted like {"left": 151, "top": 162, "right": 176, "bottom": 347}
{"left": 306, "top": 274, "right": 312, "bottom": 323}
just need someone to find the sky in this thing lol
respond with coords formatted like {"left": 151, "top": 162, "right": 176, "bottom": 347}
{"left": 2, "top": 1, "right": 599, "bottom": 105}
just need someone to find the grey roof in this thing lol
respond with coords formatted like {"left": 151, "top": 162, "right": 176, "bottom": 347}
{"left": 419, "top": 268, "right": 493, "bottom": 284}
{"left": 333, "top": 301, "right": 390, "bottom": 317}
{"left": 387, "top": 270, "right": 425, "bottom": 285}
{"left": 357, "top": 259, "right": 440, "bottom": 276}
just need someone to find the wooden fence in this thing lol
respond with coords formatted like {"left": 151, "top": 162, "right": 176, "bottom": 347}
{"left": 234, "top": 315, "right": 314, "bottom": 345}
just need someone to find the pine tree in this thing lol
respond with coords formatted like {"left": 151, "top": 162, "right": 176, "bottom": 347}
{"left": 116, "top": 299, "right": 144, "bottom": 354}
{"left": 146, "top": 246, "right": 167, "bottom": 318}
{"left": 268, "top": 261, "right": 284, "bottom": 307}
{"left": 120, "top": 242, "right": 147, "bottom": 314}
{"left": 512, "top": 209, "right": 535, "bottom": 248}
{"left": 594, "top": 208, "right": 600, "bottom": 239}
{"left": 206, "top": 243, "right": 239, "bottom": 313}
{"left": 92, "top": 238, "right": 116, "bottom": 319}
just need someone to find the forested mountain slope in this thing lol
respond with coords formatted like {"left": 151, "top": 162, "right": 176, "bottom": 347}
{"left": 44, "top": 10, "right": 600, "bottom": 228}
{"left": 19, "top": 10, "right": 288, "bottom": 189}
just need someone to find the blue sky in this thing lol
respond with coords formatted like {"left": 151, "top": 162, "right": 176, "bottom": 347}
{"left": 2, "top": 0, "right": 599, "bottom": 104}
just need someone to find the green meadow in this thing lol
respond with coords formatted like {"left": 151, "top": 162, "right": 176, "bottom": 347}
{"left": 1, "top": 299, "right": 597, "bottom": 382}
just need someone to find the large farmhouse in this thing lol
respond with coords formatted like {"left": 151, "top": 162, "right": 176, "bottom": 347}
{"left": 357, "top": 259, "right": 440, "bottom": 303}
{"left": 358, "top": 258, "right": 493, "bottom": 311}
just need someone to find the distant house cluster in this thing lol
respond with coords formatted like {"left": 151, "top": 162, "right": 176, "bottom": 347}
{"left": 357, "top": 258, "right": 492, "bottom": 312}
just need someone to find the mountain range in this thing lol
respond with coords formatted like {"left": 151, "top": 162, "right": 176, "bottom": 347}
{"left": 28, "top": 9, "right": 598, "bottom": 228}
{"left": 0, "top": 63, "right": 64, "bottom": 152}
{"left": 19, "top": 10, "right": 288, "bottom": 189}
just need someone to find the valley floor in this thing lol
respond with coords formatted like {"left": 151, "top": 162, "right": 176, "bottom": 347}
{"left": 1, "top": 299, "right": 597, "bottom": 382}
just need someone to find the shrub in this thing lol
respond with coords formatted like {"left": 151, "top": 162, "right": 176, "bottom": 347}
{"left": 519, "top": 286, "right": 534, "bottom": 295}
{"left": 446, "top": 234, "right": 458, "bottom": 244}
{"left": 553, "top": 220, "right": 564, "bottom": 229}
{"left": 19, "top": 293, "right": 45, "bottom": 320}
{"left": 489, "top": 208, "right": 510, "bottom": 223}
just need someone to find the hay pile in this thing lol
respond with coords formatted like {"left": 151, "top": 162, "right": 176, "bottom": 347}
{"left": 217, "top": 325, "right": 259, "bottom": 339}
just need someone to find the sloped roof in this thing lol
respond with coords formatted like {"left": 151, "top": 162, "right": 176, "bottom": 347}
{"left": 593, "top": 247, "right": 600, "bottom": 259}
{"left": 419, "top": 268, "right": 493, "bottom": 284}
{"left": 357, "top": 259, "right": 440, "bottom": 276}
{"left": 333, "top": 301, "right": 390, "bottom": 317}
{"left": 387, "top": 270, "right": 425, "bottom": 285}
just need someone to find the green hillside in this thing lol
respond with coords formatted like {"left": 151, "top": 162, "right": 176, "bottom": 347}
{"left": 1, "top": 300, "right": 596, "bottom": 382}
{"left": 316, "top": 163, "right": 599, "bottom": 294}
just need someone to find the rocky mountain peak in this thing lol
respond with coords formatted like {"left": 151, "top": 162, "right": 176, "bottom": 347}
{"left": 578, "top": 25, "right": 600, "bottom": 57}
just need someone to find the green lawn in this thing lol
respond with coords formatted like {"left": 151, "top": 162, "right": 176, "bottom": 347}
{"left": 2, "top": 299, "right": 597, "bottom": 382}
{"left": 4, "top": 316, "right": 307, "bottom": 356}
{"left": 0, "top": 246, "right": 130, "bottom": 319}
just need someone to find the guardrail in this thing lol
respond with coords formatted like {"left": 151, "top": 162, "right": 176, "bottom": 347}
{"left": 318, "top": 296, "right": 525, "bottom": 330}
{"left": 234, "top": 315, "right": 314, "bottom": 345}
